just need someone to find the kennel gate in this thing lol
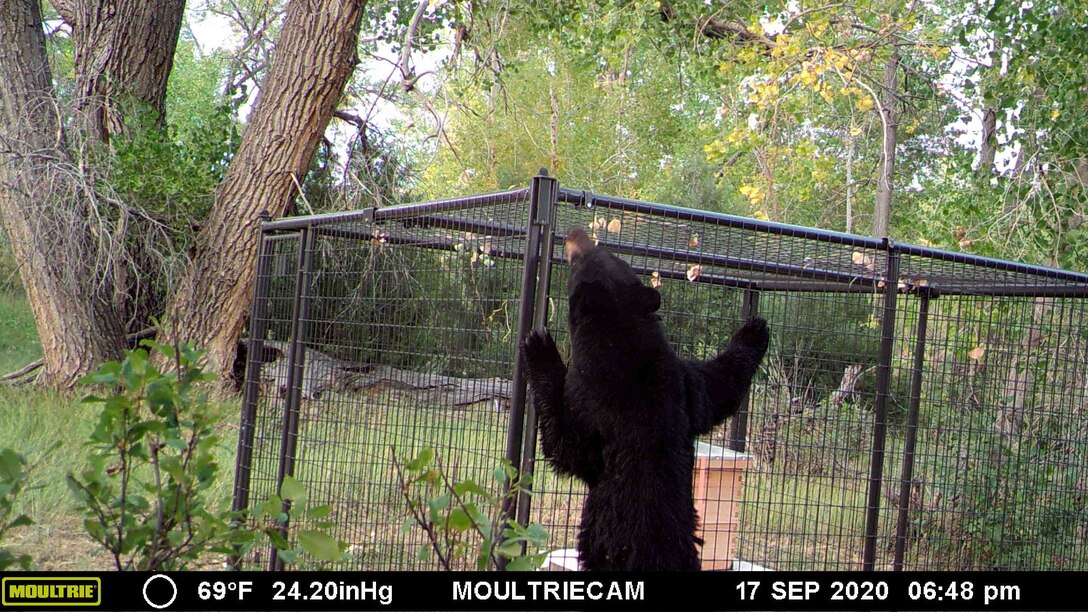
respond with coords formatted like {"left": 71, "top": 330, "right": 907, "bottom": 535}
{"left": 233, "top": 172, "right": 1088, "bottom": 571}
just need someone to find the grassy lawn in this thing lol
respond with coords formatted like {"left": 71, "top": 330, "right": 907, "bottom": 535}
{"left": 0, "top": 291, "right": 101, "bottom": 568}
{"left": 0, "top": 291, "right": 240, "bottom": 570}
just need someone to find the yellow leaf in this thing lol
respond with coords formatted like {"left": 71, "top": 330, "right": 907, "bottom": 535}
{"left": 856, "top": 96, "right": 875, "bottom": 112}
{"left": 740, "top": 183, "right": 766, "bottom": 205}
{"left": 1051, "top": 109, "right": 1061, "bottom": 120}
{"left": 849, "top": 126, "right": 863, "bottom": 137}
{"left": 688, "top": 233, "right": 700, "bottom": 248}
{"left": 651, "top": 271, "right": 662, "bottom": 288}
{"left": 686, "top": 265, "right": 702, "bottom": 282}
{"left": 968, "top": 345, "right": 986, "bottom": 361}
{"left": 607, "top": 218, "right": 622, "bottom": 233}
{"left": 752, "top": 210, "right": 769, "bottom": 221}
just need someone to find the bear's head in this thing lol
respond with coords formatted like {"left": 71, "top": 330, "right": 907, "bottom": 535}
{"left": 563, "top": 227, "right": 661, "bottom": 324}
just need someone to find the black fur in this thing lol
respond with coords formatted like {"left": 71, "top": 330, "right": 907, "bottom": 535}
{"left": 520, "top": 228, "right": 769, "bottom": 571}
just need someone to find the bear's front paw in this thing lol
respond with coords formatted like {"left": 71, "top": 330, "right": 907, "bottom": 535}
{"left": 521, "top": 329, "right": 561, "bottom": 366}
{"left": 733, "top": 316, "right": 770, "bottom": 352}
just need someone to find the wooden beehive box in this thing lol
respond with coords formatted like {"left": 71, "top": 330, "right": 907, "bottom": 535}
{"left": 542, "top": 441, "right": 751, "bottom": 571}
{"left": 693, "top": 441, "right": 751, "bottom": 570}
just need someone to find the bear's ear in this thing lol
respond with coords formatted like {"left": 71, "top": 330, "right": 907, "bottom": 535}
{"left": 565, "top": 227, "right": 595, "bottom": 262}
{"left": 635, "top": 283, "right": 661, "bottom": 314}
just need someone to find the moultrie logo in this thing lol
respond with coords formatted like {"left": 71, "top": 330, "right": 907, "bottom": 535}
{"left": 2, "top": 576, "right": 101, "bottom": 607}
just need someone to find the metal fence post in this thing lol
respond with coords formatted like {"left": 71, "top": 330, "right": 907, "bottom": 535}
{"left": 498, "top": 172, "right": 551, "bottom": 564}
{"left": 863, "top": 245, "right": 899, "bottom": 571}
{"left": 728, "top": 288, "right": 761, "bottom": 452}
{"left": 230, "top": 212, "right": 276, "bottom": 568}
{"left": 269, "top": 225, "right": 316, "bottom": 571}
{"left": 516, "top": 173, "right": 559, "bottom": 530}
{"left": 893, "top": 290, "right": 931, "bottom": 570}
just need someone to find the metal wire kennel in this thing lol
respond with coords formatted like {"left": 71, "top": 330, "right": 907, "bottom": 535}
{"left": 233, "top": 172, "right": 1088, "bottom": 572}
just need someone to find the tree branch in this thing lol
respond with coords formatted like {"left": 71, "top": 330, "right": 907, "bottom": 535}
{"left": 658, "top": 1, "right": 776, "bottom": 50}
{"left": 398, "top": 0, "right": 431, "bottom": 91}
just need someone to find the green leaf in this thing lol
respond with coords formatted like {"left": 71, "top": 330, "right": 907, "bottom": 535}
{"left": 452, "top": 479, "right": 492, "bottom": 500}
{"left": 6, "top": 515, "right": 33, "bottom": 530}
{"left": 505, "top": 556, "right": 537, "bottom": 571}
{"left": 526, "top": 523, "right": 549, "bottom": 545}
{"left": 259, "top": 495, "right": 283, "bottom": 519}
{"left": 416, "top": 543, "right": 433, "bottom": 562}
{"left": 140, "top": 340, "right": 176, "bottom": 361}
{"left": 297, "top": 530, "right": 342, "bottom": 561}
{"left": 405, "top": 448, "right": 435, "bottom": 471}
{"left": 307, "top": 504, "right": 332, "bottom": 520}
{"left": 265, "top": 529, "right": 290, "bottom": 550}
{"left": 477, "top": 538, "right": 493, "bottom": 570}
{"left": 497, "top": 539, "right": 524, "bottom": 558}
{"left": 279, "top": 476, "right": 307, "bottom": 503}
{"left": 446, "top": 508, "right": 473, "bottom": 532}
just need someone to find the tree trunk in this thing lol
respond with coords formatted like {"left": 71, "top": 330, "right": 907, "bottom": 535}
{"left": 996, "top": 298, "right": 1050, "bottom": 437}
{"left": 51, "top": 0, "right": 186, "bottom": 142}
{"left": 163, "top": 0, "right": 366, "bottom": 378}
{"left": 979, "top": 107, "right": 997, "bottom": 174}
{"left": 0, "top": 0, "right": 125, "bottom": 386}
{"left": 872, "top": 48, "right": 900, "bottom": 238}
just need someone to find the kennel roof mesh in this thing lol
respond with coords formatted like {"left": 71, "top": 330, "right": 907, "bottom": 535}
{"left": 262, "top": 187, "right": 1088, "bottom": 298}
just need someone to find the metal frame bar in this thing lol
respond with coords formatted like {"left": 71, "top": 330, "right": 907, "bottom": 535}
{"left": 498, "top": 173, "right": 551, "bottom": 567}
{"left": 862, "top": 246, "right": 900, "bottom": 571}
{"left": 230, "top": 213, "right": 279, "bottom": 569}
{"left": 893, "top": 291, "right": 931, "bottom": 570}
{"left": 261, "top": 188, "right": 530, "bottom": 232}
{"left": 516, "top": 173, "right": 559, "bottom": 531}
{"left": 269, "top": 226, "right": 316, "bottom": 571}
{"left": 557, "top": 188, "right": 887, "bottom": 250}
{"left": 728, "top": 289, "right": 760, "bottom": 452}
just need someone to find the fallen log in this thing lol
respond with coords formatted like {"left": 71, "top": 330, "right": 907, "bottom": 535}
{"left": 255, "top": 340, "right": 511, "bottom": 408}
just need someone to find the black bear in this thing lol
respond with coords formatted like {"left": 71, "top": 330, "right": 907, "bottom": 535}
{"left": 520, "top": 227, "right": 770, "bottom": 571}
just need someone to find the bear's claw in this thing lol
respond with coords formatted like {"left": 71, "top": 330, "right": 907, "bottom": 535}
{"left": 733, "top": 316, "right": 770, "bottom": 352}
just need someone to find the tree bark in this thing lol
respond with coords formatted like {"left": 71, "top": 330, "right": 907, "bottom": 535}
{"left": 872, "top": 48, "right": 900, "bottom": 238}
{"left": 51, "top": 0, "right": 186, "bottom": 142}
{"left": 0, "top": 0, "right": 125, "bottom": 386}
{"left": 163, "top": 0, "right": 366, "bottom": 379}
{"left": 996, "top": 298, "right": 1050, "bottom": 437}
{"left": 979, "top": 107, "right": 997, "bottom": 174}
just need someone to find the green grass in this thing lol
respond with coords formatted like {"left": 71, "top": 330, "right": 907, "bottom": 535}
{"left": 0, "top": 292, "right": 98, "bottom": 568}
{"left": 0, "top": 291, "right": 241, "bottom": 569}
{"left": 0, "top": 291, "right": 41, "bottom": 374}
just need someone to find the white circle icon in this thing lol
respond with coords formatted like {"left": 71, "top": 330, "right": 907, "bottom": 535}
{"left": 142, "top": 574, "right": 178, "bottom": 609}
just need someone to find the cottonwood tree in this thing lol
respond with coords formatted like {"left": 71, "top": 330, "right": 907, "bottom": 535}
{"left": 0, "top": 0, "right": 126, "bottom": 385}
{"left": 0, "top": 0, "right": 188, "bottom": 386}
{"left": 50, "top": 0, "right": 187, "bottom": 142}
{"left": 164, "top": 0, "right": 367, "bottom": 378}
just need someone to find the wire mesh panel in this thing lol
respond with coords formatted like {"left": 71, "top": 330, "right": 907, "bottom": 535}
{"left": 233, "top": 232, "right": 302, "bottom": 571}
{"left": 235, "top": 177, "right": 1088, "bottom": 572}
{"left": 527, "top": 192, "right": 895, "bottom": 571}
{"left": 235, "top": 190, "right": 533, "bottom": 570}
{"left": 884, "top": 252, "right": 1088, "bottom": 571}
